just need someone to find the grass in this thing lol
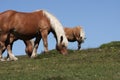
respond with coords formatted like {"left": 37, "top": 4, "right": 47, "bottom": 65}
{"left": 0, "top": 42, "right": 120, "bottom": 80}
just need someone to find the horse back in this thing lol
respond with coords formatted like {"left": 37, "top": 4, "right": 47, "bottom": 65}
{"left": 12, "top": 10, "right": 50, "bottom": 32}
{"left": 0, "top": 10, "right": 50, "bottom": 34}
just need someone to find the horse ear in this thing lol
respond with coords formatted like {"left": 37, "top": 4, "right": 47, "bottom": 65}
{"left": 60, "top": 36, "right": 63, "bottom": 43}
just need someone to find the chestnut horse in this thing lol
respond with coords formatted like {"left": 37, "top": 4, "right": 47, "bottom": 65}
{"left": 64, "top": 26, "right": 85, "bottom": 50}
{"left": 0, "top": 10, "right": 68, "bottom": 61}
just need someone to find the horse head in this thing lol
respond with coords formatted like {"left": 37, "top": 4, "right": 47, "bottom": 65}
{"left": 56, "top": 35, "right": 68, "bottom": 55}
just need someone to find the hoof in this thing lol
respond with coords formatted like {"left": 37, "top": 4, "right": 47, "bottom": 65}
{"left": 0, "top": 58, "right": 6, "bottom": 61}
{"left": 31, "top": 54, "right": 37, "bottom": 58}
{"left": 14, "top": 57, "right": 18, "bottom": 61}
{"left": 7, "top": 57, "right": 18, "bottom": 61}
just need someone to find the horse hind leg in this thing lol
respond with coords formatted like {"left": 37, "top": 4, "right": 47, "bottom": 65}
{"left": 6, "top": 35, "right": 18, "bottom": 61}
{"left": 0, "top": 34, "right": 7, "bottom": 61}
{"left": 0, "top": 43, "right": 6, "bottom": 61}
{"left": 7, "top": 44, "right": 18, "bottom": 61}
{"left": 0, "top": 34, "right": 17, "bottom": 61}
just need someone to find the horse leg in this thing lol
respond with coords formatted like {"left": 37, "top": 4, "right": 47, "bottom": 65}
{"left": 24, "top": 40, "right": 34, "bottom": 57}
{"left": 41, "top": 30, "right": 48, "bottom": 53}
{"left": 31, "top": 36, "right": 41, "bottom": 58}
{"left": 6, "top": 35, "right": 18, "bottom": 61}
{"left": 6, "top": 43, "right": 18, "bottom": 61}
{"left": 0, "top": 42, "right": 6, "bottom": 61}
{"left": 0, "top": 33, "right": 8, "bottom": 61}
{"left": 78, "top": 41, "right": 81, "bottom": 50}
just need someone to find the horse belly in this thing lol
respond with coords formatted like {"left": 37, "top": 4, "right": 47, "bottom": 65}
{"left": 12, "top": 27, "right": 38, "bottom": 40}
{"left": 66, "top": 35, "right": 76, "bottom": 42}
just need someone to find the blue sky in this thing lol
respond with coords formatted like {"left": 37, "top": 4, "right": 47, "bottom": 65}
{"left": 0, "top": 0, "right": 120, "bottom": 56}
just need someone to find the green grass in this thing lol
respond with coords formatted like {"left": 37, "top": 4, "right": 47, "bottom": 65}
{"left": 0, "top": 42, "right": 120, "bottom": 80}
{"left": 100, "top": 41, "right": 120, "bottom": 49}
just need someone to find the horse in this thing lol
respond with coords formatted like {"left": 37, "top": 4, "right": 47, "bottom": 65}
{"left": 0, "top": 10, "right": 68, "bottom": 61}
{"left": 64, "top": 26, "right": 85, "bottom": 50}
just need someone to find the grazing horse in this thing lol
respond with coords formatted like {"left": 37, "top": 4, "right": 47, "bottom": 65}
{"left": 0, "top": 10, "right": 68, "bottom": 61}
{"left": 64, "top": 26, "right": 85, "bottom": 50}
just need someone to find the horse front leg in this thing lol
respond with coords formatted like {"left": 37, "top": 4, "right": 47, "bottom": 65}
{"left": 31, "top": 36, "right": 41, "bottom": 58}
{"left": 41, "top": 30, "right": 48, "bottom": 53}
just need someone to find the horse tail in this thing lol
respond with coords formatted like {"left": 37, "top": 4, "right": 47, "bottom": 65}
{"left": 42, "top": 10, "right": 68, "bottom": 47}
{"left": 80, "top": 27, "right": 85, "bottom": 42}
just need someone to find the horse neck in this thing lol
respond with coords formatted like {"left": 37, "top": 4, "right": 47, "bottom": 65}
{"left": 43, "top": 10, "right": 68, "bottom": 45}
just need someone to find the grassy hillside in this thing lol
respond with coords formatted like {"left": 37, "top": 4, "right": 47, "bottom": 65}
{"left": 0, "top": 41, "right": 120, "bottom": 80}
